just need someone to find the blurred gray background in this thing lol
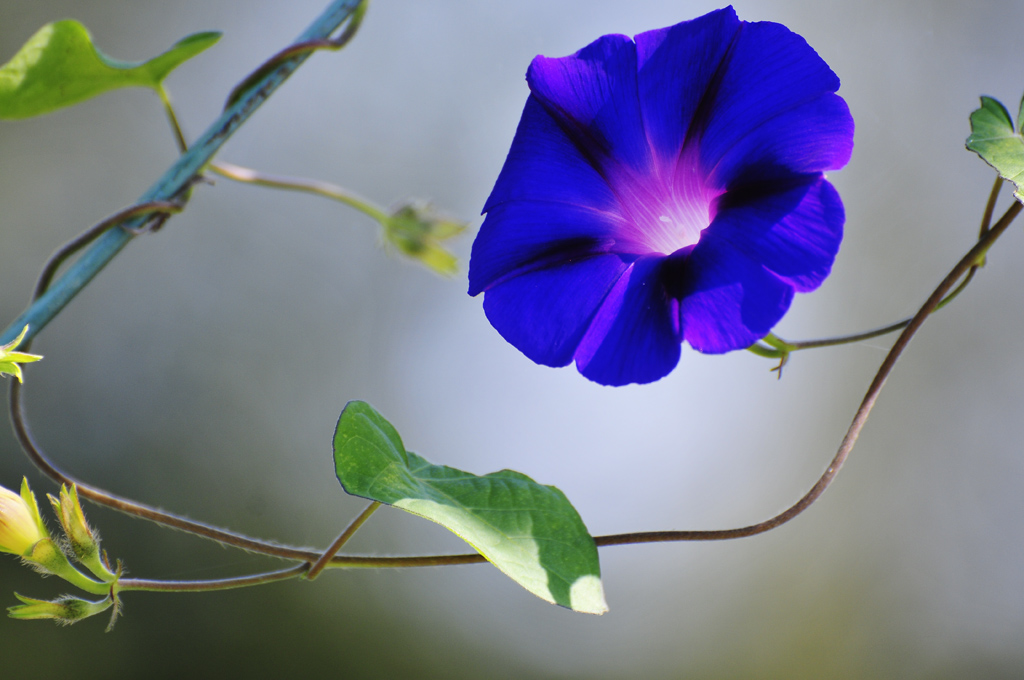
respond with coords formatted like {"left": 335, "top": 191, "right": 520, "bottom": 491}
{"left": 1, "top": 0, "right": 1022, "bottom": 677}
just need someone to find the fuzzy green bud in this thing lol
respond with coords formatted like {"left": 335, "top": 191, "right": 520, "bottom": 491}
{"left": 49, "top": 484, "right": 115, "bottom": 581}
{"left": 8, "top": 593, "right": 112, "bottom": 625}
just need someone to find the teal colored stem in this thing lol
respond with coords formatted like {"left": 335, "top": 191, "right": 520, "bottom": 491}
{"left": 0, "top": 0, "right": 364, "bottom": 347}
{"left": 33, "top": 201, "right": 182, "bottom": 301}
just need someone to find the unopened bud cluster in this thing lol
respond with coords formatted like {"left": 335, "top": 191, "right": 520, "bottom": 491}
{"left": 1, "top": 479, "right": 120, "bottom": 626}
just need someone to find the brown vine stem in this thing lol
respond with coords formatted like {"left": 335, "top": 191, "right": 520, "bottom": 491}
{"left": 306, "top": 501, "right": 380, "bottom": 579}
{"left": 8, "top": 191, "right": 1019, "bottom": 572}
{"left": 9, "top": 378, "right": 320, "bottom": 562}
{"left": 119, "top": 564, "right": 309, "bottom": 593}
{"left": 595, "top": 196, "right": 1023, "bottom": 547}
{"left": 10, "top": 366, "right": 486, "bottom": 567}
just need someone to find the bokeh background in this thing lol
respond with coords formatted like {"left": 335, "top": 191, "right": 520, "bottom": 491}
{"left": 1, "top": 0, "right": 1022, "bottom": 677}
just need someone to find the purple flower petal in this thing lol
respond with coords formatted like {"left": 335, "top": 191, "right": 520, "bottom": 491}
{"left": 634, "top": 8, "right": 741, "bottom": 169}
{"left": 670, "top": 239, "right": 794, "bottom": 353}
{"left": 695, "top": 19, "right": 853, "bottom": 187}
{"left": 706, "top": 94, "right": 854, "bottom": 189}
{"left": 527, "top": 34, "right": 652, "bottom": 176}
{"left": 575, "top": 256, "right": 681, "bottom": 386}
{"left": 482, "top": 254, "right": 632, "bottom": 367}
{"left": 713, "top": 177, "right": 845, "bottom": 292}
{"left": 468, "top": 200, "right": 624, "bottom": 296}
{"left": 483, "top": 97, "right": 620, "bottom": 213}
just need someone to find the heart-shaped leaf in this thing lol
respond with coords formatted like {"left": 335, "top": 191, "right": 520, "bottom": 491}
{"left": 333, "top": 400, "right": 607, "bottom": 614}
{"left": 0, "top": 20, "right": 221, "bottom": 119}
{"left": 966, "top": 94, "right": 1024, "bottom": 200}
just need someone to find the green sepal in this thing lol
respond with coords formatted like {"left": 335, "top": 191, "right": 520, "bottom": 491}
{"left": 382, "top": 201, "right": 466, "bottom": 277}
{"left": 24, "top": 538, "right": 108, "bottom": 596}
{"left": 19, "top": 478, "right": 49, "bottom": 544}
{"left": 0, "top": 20, "right": 221, "bottom": 119}
{"left": 333, "top": 401, "right": 607, "bottom": 614}
{"left": 0, "top": 326, "right": 42, "bottom": 383}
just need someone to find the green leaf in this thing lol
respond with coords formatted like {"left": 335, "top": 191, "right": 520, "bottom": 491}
{"left": 966, "top": 94, "right": 1024, "bottom": 200}
{"left": 0, "top": 20, "right": 221, "bottom": 119}
{"left": 333, "top": 401, "right": 607, "bottom": 614}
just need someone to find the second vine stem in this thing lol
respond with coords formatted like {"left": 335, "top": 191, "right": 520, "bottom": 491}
{"left": 12, "top": 179, "right": 1020, "bottom": 579}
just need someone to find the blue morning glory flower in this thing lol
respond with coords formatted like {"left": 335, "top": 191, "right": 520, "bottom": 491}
{"left": 469, "top": 7, "right": 854, "bottom": 386}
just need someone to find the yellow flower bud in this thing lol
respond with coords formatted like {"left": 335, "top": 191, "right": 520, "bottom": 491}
{"left": 0, "top": 480, "right": 46, "bottom": 556}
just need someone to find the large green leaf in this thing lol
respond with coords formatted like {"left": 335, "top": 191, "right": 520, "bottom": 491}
{"left": 0, "top": 20, "right": 221, "bottom": 119}
{"left": 966, "top": 94, "right": 1024, "bottom": 200}
{"left": 333, "top": 401, "right": 607, "bottom": 614}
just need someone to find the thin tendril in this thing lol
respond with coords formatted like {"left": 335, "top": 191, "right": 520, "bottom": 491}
{"left": 34, "top": 202, "right": 183, "bottom": 301}
{"left": 307, "top": 193, "right": 1024, "bottom": 561}
{"left": 209, "top": 161, "right": 390, "bottom": 223}
{"left": 161, "top": 85, "right": 391, "bottom": 228}
{"left": 978, "top": 173, "right": 1003, "bottom": 239}
{"left": 224, "top": 0, "right": 367, "bottom": 109}
{"left": 158, "top": 86, "right": 189, "bottom": 155}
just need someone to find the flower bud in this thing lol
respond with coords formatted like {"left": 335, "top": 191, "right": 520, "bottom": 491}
{"left": 8, "top": 593, "right": 112, "bottom": 625}
{"left": 383, "top": 201, "right": 465, "bottom": 276}
{"left": 0, "top": 479, "right": 46, "bottom": 556}
{"left": 0, "top": 325, "right": 43, "bottom": 383}
{"left": 49, "top": 484, "right": 116, "bottom": 582}
{"left": 50, "top": 486, "right": 95, "bottom": 560}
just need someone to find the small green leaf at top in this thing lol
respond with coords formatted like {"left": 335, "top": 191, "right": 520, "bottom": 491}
{"left": 966, "top": 94, "right": 1024, "bottom": 200}
{"left": 333, "top": 400, "right": 607, "bottom": 615}
{"left": 0, "top": 20, "right": 221, "bottom": 120}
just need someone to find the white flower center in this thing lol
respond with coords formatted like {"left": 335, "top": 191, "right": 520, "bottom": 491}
{"left": 614, "top": 155, "right": 721, "bottom": 256}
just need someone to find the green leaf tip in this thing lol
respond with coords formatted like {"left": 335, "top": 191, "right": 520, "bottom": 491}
{"left": 333, "top": 400, "right": 607, "bottom": 615}
{"left": 0, "top": 20, "right": 221, "bottom": 120}
{"left": 966, "top": 93, "right": 1024, "bottom": 201}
